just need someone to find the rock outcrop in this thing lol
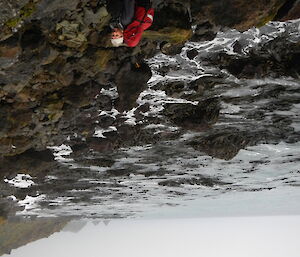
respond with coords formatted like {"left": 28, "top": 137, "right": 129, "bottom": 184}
{"left": 0, "top": 217, "right": 70, "bottom": 255}
{"left": 204, "top": 36, "right": 300, "bottom": 79}
{"left": 0, "top": 0, "right": 299, "bottom": 165}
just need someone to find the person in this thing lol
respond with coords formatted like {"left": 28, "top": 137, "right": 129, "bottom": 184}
{"left": 108, "top": 0, "right": 154, "bottom": 47}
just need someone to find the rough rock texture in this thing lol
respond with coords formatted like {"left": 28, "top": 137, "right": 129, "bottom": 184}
{"left": 0, "top": 217, "right": 70, "bottom": 255}
{"left": 275, "top": 0, "right": 300, "bottom": 21}
{"left": 206, "top": 37, "right": 300, "bottom": 79}
{"left": 190, "top": 0, "right": 289, "bottom": 30}
{"left": 163, "top": 98, "right": 220, "bottom": 130}
{"left": 0, "top": 0, "right": 299, "bottom": 162}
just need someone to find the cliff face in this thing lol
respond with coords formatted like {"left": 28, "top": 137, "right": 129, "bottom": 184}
{"left": 0, "top": 0, "right": 299, "bottom": 162}
{"left": 0, "top": 217, "right": 70, "bottom": 255}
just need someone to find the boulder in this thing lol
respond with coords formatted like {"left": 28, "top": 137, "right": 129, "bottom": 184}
{"left": 163, "top": 98, "right": 220, "bottom": 130}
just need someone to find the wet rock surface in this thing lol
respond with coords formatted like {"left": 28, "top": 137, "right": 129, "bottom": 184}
{"left": 0, "top": 0, "right": 300, "bottom": 228}
{"left": 0, "top": 0, "right": 300, "bottom": 158}
{"left": 0, "top": 19, "right": 299, "bottom": 221}
{"left": 0, "top": 217, "right": 70, "bottom": 256}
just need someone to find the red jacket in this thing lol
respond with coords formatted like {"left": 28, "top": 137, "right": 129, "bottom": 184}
{"left": 123, "top": 7, "right": 154, "bottom": 47}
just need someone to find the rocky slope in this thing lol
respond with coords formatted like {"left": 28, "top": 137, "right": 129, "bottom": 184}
{"left": 0, "top": 0, "right": 299, "bottom": 162}
{"left": 0, "top": 217, "right": 70, "bottom": 255}
{"left": 0, "top": 0, "right": 300, "bottom": 220}
{"left": 0, "top": 13, "right": 299, "bottom": 219}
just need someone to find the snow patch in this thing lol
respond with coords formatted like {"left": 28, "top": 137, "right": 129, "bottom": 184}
{"left": 18, "top": 195, "right": 46, "bottom": 214}
{"left": 48, "top": 144, "right": 73, "bottom": 163}
{"left": 4, "top": 174, "right": 34, "bottom": 188}
{"left": 94, "top": 126, "right": 117, "bottom": 138}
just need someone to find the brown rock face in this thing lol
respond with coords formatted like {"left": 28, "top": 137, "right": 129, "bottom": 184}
{"left": 191, "top": 0, "right": 289, "bottom": 30}
{"left": 116, "top": 61, "right": 152, "bottom": 111}
{"left": 275, "top": 0, "right": 300, "bottom": 21}
{"left": 0, "top": 217, "right": 70, "bottom": 256}
{"left": 0, "top": 0, "right": 299, "bottom": 159}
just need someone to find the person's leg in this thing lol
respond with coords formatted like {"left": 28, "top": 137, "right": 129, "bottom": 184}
{"left": 120, "top": 0, "right": 135, "bottom": 28}
{"left": 135, "top": 0, "right": 151, "bottom": 9}
{"left": 107, "top": 0, "right": 123, "bottom": 21}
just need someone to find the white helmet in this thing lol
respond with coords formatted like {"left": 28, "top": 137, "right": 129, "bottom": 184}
{"left": 111, "top": 37, "right": 124, "bottom": 47}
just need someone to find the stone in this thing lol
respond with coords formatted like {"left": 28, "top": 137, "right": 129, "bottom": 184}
{"left": 163, "top": 97, "right": 221, "bottom": 130}
{"left": 115, "top": 61, "right": 152, "bottom": 111}
{"left": 186, "top": 48, "right": 198, "bottom": 59}
{"left": 1, "top": 0, "right": 299, "bottom": 160}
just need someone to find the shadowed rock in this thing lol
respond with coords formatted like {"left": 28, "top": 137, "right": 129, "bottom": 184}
{"left": 1, "top": 0, "right": 299, "bottom": 160}
{"left": 115, "top": 61, "right": 152, "bottom": 111}
{"left": 205, "top": 36, "right": 300, "bottom": 79}
{"left": 0, "top": 148, "right": 56, "bottom": 178}
{"left": 189, "top": 130, "right": 252, "bottom": 160}
{"left": 163, "top": 98, "right": 221, "bottom": 130}
{"left": 0, "top": 217, "right": 70, "bottom": 256}
{"left": 158, "top": 175, "right": 229, "bottom": 187}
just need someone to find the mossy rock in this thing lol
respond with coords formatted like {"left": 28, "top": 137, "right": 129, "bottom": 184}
{"left": 0, "top": 217, "right": 6, "bottom": 226}
{"left": 143, "top": 27, "right": 192, "bottom": 44}
{"left": 5, "top": 0, "right": 37, "bottom": 29}
{"left": 256, "top": 0, "right": 287, "bottom": 27}
{"left": 96, "top": 50, "right": 114, "bottom": 71}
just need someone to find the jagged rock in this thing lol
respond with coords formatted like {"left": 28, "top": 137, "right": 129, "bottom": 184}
{"left": 1, "top": 0, "right": 299, "bottom": 159}
{"left": 205, "top": 36, "right": 300, "bottom": 79}
{"left": 115, "top": 61, "right": 152, "bottom": 111}
{"left": 160, "top": 42, "right": 184, "bottom": 56}
{"left": 187, "top": 75, "right": 227, "bottom": 92}
{"left": 189, "top": 130, "right": 252, "bottom": 160}
{"left": 186, "top": 48, "right": 198, "bottom": 59}
{"left": 0, "top": 148, "right": 56, "bottom": 178}
{"left": 190, "top": 0, "right": 292, "bottom": 30}
{"left": 163, "top": 98, "right": 220, "bottom": 130}
{"left": 0, "top": 217, "right": 70, "bottom": 256}
{"left": 152, "top": 80, "right": 188, "bottom": 97}
{"left": 151, "top": 2, "right": 191, "bottom": 30}
{"left": 191, "top": 21, "right": 218, "bottom": 42}
{"left": 86, "top": 124, "right": 164, "bottom": 153}
{"left": 275, "top": 0, "right": 300, "bottom": 21}
{"left": 158, "top": 175, "right": 228, "bottom": 187}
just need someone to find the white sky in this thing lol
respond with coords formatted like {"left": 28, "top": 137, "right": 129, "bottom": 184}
{"left": 5, "top": 216, "right": 300, "bottom": 257}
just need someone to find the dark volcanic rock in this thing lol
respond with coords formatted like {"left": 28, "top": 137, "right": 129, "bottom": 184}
{"left": 151, "top": 2, "right": 191, "bottom": 30}
{"left": 160, "top": 42, "right": 185, "bottom": 56}
{"left": 0, "top": 148, "right": 56, "bottom": 178}
{"left": 190, "top": 0, "right": 295, "bottom": 30}
{"left": 191, "top": 21, "right": 218, "bottom": 42}
{"left": 189, "top": 130, "right": 253, "bottom": 160}
{"left": 188, "top": 121, "right": 297, "bottom": 160}
{"left": 1, "top": 0, "right": 299, "bottom": 161}
{"left": 186, "top": 49, "right": 199, "bottom": 60}
{"left": 115, "top": 61, "right": 152, "bottom": 111}
{"left": 275, "top": 0, "right": 300, "bottom": 21}
{"left": 163, "top": 98, "right": 221, "bottom": 130}
{"left": 207, "top": 36, "right": 300, "bottom": 79}
{"left": 158, "top": 175, "right": 228, "bottom": 187}
{"left": 155, "top": 81, "right": 186, "bottom": 97}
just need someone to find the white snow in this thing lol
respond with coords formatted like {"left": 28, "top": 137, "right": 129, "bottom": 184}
{"left": 48, "top": 144, "right": 73, "bottom": 163}
{"left": 122, "top": 108, "right": 137, "bottom": 126}
{"left": 18, "top": 195, "right": 46, "bottom": 214}
{"left": 4, "top": 174, "right": 34, "bottom": 188}
{"left": 94, "top": 126, "right": 117, "bottom": 138}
